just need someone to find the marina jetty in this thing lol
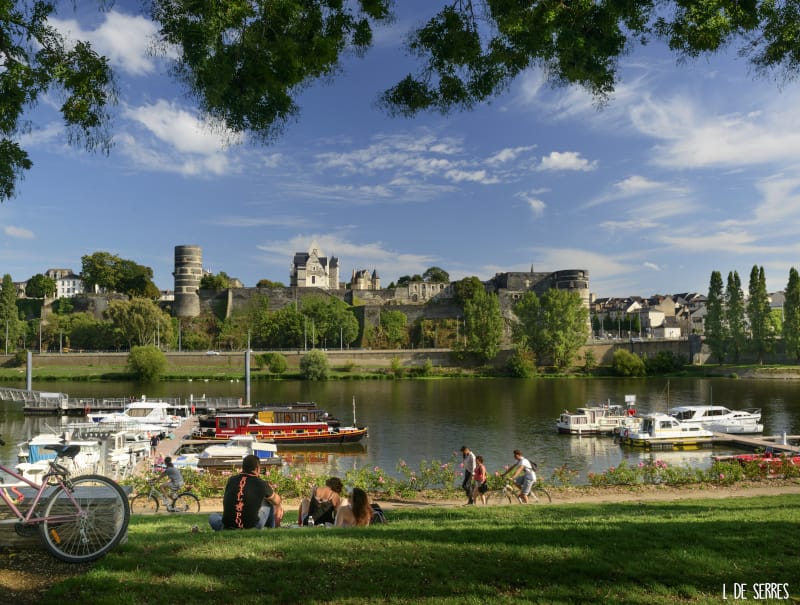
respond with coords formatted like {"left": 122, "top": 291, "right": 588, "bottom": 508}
{"left": 0, "top": 387, "right": 246, "bottom": 416}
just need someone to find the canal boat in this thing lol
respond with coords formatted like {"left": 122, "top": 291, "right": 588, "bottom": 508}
{"left": 668, "top": 405, "right": 763, "bottom": 434}
{"left": 556, "top": 396, "right": 638, "bottom": 435}
{"left": 193, "top": 402, "right": 368, "bottom": 446}
{"left": 618, "top": 413, "right": 715, "bottom": 449}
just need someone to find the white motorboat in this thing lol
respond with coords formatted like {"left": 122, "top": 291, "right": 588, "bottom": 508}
{"left": 87, "top": 396, "right": 188, "bottom": 428}
{"left": 668, "top": 405, "right": 763, "bottom": 434}
{"left": 16, "top": 433, "right": 104, "bottom": 482}
{"left": 618, "top": 413, "right": 715, "bottom": 449}
{"left": 195, "top": 435, "right": 281, "bottom": 473}
{"left": 556, "top": 396, "right": 637, "bottom": 435}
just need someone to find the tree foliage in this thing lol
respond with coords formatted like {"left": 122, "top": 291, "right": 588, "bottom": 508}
{"left": 25, "top": 274, "right": 57, "bottom": 298}
{"left": 747, "top": 265, "right": 773, "bottom": 363}
{"left": 5, "top": 2, "right": 800, "bottom": 200}
{"left": 128, "top": 345, "right": 168, "bottom": 381}
{"left": 201, "top": 272, "right": 233, "bottom": 291}
{"left": 0, "top": 1, "right": 114, "bottom": 201}
{"left": 613, "top": 349, "right": 645, "bottom": 377}
{"left": 380, "top": 1, "right": 800, "bottom": 117}
{"left": 463, "top": 287, "right": 504, "bottom": 362}
{"left": 514, "top": 288, "right": 589, "bottom": 368}
{"left": 783, "top": 267, "right": 800, "bottom": 361}
{"left": 705, "top": 270, "right": 728, "bottom": 362}
{"left": 422, "top": 266, "right": 450, "bottom": 283}
{"left": 299, "top": 348, "right": 329, "bottom": 381}
{"left": 725, "top": 270, "right": 746, "bottom": 362}
{"left": 81, "top": 252, "right": 159, "bottom": 298}
{"left": 378, "top": 310, "right": 408, "bottom": 349}
{"left": 0, "top": 274, "right": 22, "bottom": 351}
{"left": 452, "top": 276, "right": 485, "bottom": 307}
{"left": 301, "top": 295, "right": 359, "bottom": 348}
{"left": 106, "top": 298, "right": 173, "bottom": 348}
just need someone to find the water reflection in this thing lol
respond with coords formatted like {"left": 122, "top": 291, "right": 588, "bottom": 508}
{"left": 2, "top": 376, "right": 799, "bottom": 484}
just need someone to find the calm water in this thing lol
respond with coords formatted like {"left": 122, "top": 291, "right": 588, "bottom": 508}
{"left": 2, "top": 377, "right": 799, "bottom": 484}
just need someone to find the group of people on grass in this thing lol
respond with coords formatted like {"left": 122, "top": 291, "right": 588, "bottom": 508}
{"left": 207, "top": 454, "right": 378, "bottom": 531}
{"left": 460, "top": 446, "right": 537, "bottom": 504}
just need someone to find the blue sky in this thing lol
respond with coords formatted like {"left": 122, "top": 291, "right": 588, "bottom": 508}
{"left": 3, "top": 1, "right": 800, "bottom": 298}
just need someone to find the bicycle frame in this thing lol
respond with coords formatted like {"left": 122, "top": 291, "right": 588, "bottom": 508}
{"left": 0, "top": 446, "right": 84, "bottom": 527}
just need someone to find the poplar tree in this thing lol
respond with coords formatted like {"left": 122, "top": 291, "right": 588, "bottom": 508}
{"left": 463, "top": 287, "right": 504, "bottom": 362}
{"left": 725, "top": 271, "right": 746, "bottom": 362}
{"left": 0, "top": 274, "right": 22, "bottom": 352}
{"left": 747, "top": 265, "right": 774, "bottom": 363}
{"left": 783, "top": 268, "right": 800, "bottom": 361}
{"left": 705, "top": 271, "right": 727, "bottom": 362}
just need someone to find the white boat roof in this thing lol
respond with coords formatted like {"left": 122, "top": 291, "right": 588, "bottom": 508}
{"left": 669, "top": 405, "right": 731, "bottom": 412}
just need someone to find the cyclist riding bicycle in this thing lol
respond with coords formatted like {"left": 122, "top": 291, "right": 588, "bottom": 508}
{"left": 155, "top": 456, "right": 184, "bottom": 504}
{"left": 500, "top": 449, "right": 537, "bottom": 503}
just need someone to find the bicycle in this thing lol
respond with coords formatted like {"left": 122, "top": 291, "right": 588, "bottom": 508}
{"left": 488, "top": 479, "right": 552, "bottom": 504}
{"left": 130, "top": 480, "right": 200, "bottom": 514}
{"left": 0, "top": 434, "right": 130, "bottom": 563}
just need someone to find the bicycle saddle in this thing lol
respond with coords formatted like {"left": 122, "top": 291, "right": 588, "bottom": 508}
{"left": 45, "top": 444, "right": 81, "bottom": 458}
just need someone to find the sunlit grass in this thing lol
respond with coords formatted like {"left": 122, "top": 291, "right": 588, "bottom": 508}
{"left": 38, "top": 494, "right": 799, "bottom": 605}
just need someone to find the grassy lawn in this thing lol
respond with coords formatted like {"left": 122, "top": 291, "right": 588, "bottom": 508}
{"left": 37, "top": 495, "right": 798, "bottom": 604}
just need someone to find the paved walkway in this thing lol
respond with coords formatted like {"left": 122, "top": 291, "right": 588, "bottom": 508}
{"left": 134, "top": 416, "right": 198, "bottom": 475}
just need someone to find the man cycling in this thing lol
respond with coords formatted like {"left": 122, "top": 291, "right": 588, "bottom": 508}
{"left": 500, "top": 449, "right": 537, "bottom": 503}
{"left": 155, "top": 456, "right": 184, "bottom": 507}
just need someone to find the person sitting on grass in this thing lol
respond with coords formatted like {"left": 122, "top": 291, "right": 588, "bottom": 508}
{"left": 298, "top": 476, "right": 344, "bottom": 526}
{"left": 500, "top": 449, "right": 537, "bottom": 504}
{"left": 208, "top": 454, "right": 284, "bottom": 530}
{"left": 334, "top": 487, "right": 372, "bottom": 527}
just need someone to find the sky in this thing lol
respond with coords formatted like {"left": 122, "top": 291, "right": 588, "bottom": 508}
{"left": 3, "top": 1, "right": 800, "bottom": 299}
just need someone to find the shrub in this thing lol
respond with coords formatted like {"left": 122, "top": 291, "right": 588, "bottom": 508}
{"left": 267, "top": 353, "right": 288, "bottom": 374}
{"left": 300, "top": 349, "right": 329, "bottom": 381}
{"left": 506, "top": 347, "right": 535, "bottom": 378}
{"left": 127, "top": 345, "right": 167, "bottom": 381}
{"left": 613, "top": 349, "right": 646, "bottom": 377}
{"left": 390, "top": 356, "right": 405, "bottom": 378}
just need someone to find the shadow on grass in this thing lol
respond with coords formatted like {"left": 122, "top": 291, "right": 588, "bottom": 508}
{"left": 39, "top": 496, "right": 799, "bottom": 605}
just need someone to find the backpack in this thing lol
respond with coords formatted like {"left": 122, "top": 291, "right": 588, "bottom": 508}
{"left": 370, "top": 503, "right": 387, "bottom": 524}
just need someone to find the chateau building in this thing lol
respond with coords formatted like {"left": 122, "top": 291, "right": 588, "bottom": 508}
{"left": 289, "top": 241, "right": 339, "bottom": 289}
{"left": 45, "top": 268, "right": 85, "bottom": 298}
{"left": 351, "top": 269, "right": 380, "bottom": 290}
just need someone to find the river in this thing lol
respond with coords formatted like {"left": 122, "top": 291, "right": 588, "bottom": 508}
{"left": 2, "top": 377, "right": 799, "bottom": 484}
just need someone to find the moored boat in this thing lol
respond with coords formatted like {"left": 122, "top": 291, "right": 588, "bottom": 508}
{"left": 556, "top": 396, "right": 637, "bottom": 435}
{"left": 668, "top": 405, "right": 763, "bottom": 434}
{"left": 87, "top": 396, "right": 189, "bottom": 428}
{"left": 618, "top": 413, "right": 715, "bottom": 449}
{"left": 193, "top": 402, "right": 368, "bottom": 446}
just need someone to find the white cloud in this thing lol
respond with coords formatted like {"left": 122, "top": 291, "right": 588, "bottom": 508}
{"left": 536, "top": 151, "right": 598, "bottom": 172}
{"left": 4, "top": 226, "right": 34, "bottom": 239}
{"left": 643, "top": 262, "right": 661, "bottom": 271}
{"left": 444, "top": 169, "right": 498, "bottom": 184}
{"left": 123, "top": 100, "right": 241, "bottom": 154}
{"left": 51, "top": 11, "right": 160, "bottom": 76}
{"left": 515, "top": 191, "right": 547, "bottom": 217}
{"left": 614, "top": 175, "right": 663, "bottom": 195}
{"left": 487, "top": 145, "right": 537, "bottom": 165}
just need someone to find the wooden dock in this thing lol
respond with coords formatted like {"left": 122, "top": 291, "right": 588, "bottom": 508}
{"left": 712, "top": 433, "right": 800, "bottom": 454}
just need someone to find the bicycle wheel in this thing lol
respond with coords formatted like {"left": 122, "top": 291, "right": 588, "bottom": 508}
{"left": 130, "top": 494, "right": 160, "bottom": 514}
{"left": 39, "top": 474, "right": 130, "bottom": 563}
{"left": 172, "top": 493, "right": 200, "bottom": 513}
{"left": 530, "top": 485, "right": 552, "bottom": 504}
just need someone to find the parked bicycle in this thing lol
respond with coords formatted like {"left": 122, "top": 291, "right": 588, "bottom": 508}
{"left": 130, "top": 480, "right": 200, "bottom": 514}
{"left": 488, "top": 479, "right": 552, "bottom": 505}
{"left": 0, "top": 434, "right": 130, "bottom": 563}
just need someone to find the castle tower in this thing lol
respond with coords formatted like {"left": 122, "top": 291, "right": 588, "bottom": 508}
{"left": 173, "top": 245, "right": 202, "bottom": 317}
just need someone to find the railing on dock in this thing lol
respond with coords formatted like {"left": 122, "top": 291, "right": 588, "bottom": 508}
{"left": 0, "top": 388, "right": 254, "bottom": 415}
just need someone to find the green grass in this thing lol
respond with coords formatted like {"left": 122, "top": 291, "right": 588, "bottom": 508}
{"left": 38, "top": 495, "right": 799, "bottom": 604}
